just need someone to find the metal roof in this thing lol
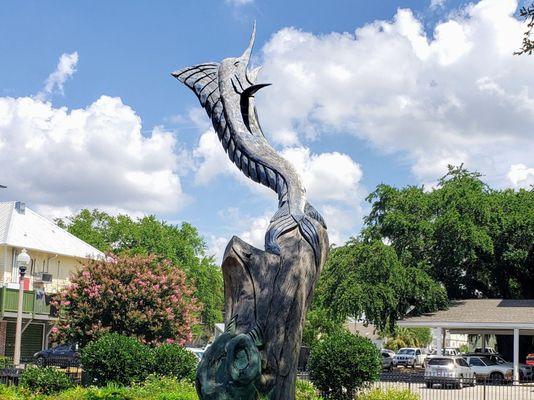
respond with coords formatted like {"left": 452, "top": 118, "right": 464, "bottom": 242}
{"left": 0, "top": 201, "right": 104, "bottom": 260}
{"left": 398, "top": 299, "right": 534, "bottom": 330}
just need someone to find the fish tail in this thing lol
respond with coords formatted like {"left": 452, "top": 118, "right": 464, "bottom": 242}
{"left": 265, "top": 204, "right": 322, "bottom": 267}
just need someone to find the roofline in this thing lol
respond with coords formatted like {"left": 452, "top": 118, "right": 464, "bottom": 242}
{"left": 0, "top": 243, "right": 103, "bottom": 260}
{"left": 0, "top": 201, "right": 14, "bottom": 244}
{"left": 24, "top": 206, "right": 104, "bottom": 258}
{"left": 0, "top": 202, "right": 104, "bottom": 259}
{"left": 398, "top": 321, "right": 534, "bottom": 330}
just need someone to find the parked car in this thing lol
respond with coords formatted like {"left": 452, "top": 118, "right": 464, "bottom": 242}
{"left": 393, "top": 348, "right": 426, "bottom": 368}
{"left": 381, "top": 349, "right": 396, "bottom": 358}
{"left": 381, "top": 350, "right": 394, "bottom": 371}
{"left": 464, "top": 353, "right": 533, "bottom": 380}
{"left": 186, "top": 347, "right": 205, "bottom": 362}
{"left": 527, "top": 354, "right": 534, "bottom": 366}
{"left": 474, "top": 347, "right": 498, "bottom": 354}
{"left": 424, "top": 356, "right": 476, "bottom": 389}
{"left": 34, "top": 343, "right": 80, "bottom": 367}
{"left": 464, "top": 355, "right": 514, "bottom": 383}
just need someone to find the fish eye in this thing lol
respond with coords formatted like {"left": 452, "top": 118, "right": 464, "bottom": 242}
{"left": 234, "top": 60, "right": 240, "bottom": 66}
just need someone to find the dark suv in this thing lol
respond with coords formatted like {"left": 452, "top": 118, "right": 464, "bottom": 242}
{"left": 34, "top": 344, "right": 80, "bottom": 367}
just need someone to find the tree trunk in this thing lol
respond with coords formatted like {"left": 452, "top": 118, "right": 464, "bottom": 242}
{"left": 196, "top": 224, "right": 328, "bottom": 400}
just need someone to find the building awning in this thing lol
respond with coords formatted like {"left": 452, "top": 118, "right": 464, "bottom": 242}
{"left": 398, "top": 299, "right": 534, "bottom": 381}
{"left": 398, "top": 299, "right": 534, "bottom": 332}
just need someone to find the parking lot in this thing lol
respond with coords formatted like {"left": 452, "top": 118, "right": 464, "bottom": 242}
{"left": 374, "top": 380, "right": 534, "bottom": 400}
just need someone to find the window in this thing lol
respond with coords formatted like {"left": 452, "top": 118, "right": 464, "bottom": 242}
{"left": 416, "top": 350, "right": 421, "bottom": 355}
{"left": 469, "top": 358, "right": 485, "bottom": 367}
{"left": 457, "top": 358, "right": 469, "bottom": 367}
{"left": 382, "top": 353, "right": 390, "bottom": 358}
{"left": 428, "top": 358, "right": 453, "bottom": 366}
{"left": 481, "top": 357, "right": 497, "bottom": 366}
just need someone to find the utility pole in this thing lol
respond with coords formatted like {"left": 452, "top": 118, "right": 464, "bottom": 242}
{"left": 14, "top": 249, "right": 30, "bottom": 366}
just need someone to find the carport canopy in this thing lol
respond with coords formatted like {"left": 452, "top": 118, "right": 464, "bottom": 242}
{"left": 398, "top": 299, "right": 534, "bottom": 382}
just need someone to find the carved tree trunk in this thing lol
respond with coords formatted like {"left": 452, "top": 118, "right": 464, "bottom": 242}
{"left": 219, "top": 223, "right": 328, "bottom": 399}
{"left": 195, "top": 222, "right": 328, "bottom": 400}
{"left": 173, "top": 25, "right": 329, "bottom": 400}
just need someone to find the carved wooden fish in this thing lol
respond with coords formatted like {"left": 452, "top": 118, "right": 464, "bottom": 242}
{"left": 172, "top": 24, "right": 326, "bottom": 265}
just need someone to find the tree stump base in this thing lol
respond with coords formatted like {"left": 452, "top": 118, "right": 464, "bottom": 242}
{"left": 196, "top": 224, "right": 328, "bottom": 400}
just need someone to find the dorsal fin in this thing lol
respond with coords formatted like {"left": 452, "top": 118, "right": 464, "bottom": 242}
{"left": 171, "top": 63, "right": 220, "bottom": 110}
{"left": 246, "top": 325, "right": 264, "bottom": 348}
{"left": 225, "top": 314, "right": 238, "bottom": 335}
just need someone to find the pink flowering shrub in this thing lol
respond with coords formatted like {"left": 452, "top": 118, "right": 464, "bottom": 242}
{"left": 51, "top": 255, "right": 200, "bottom": 346}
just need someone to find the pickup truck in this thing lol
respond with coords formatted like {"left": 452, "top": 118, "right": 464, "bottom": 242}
{"left": 393, "top": 348, "right": 426, "bottom": 368}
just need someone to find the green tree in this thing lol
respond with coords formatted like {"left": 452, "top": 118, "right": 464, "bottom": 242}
{"left": 364, "top": 165, "right": 534, "bottom": 299}
{"left": 315, "top": 240, "right": 447, "bottom": 332}
{"left": 516, "top": 3, "right": 534, "bottom": 55}
{"left": 58, "top": 209, "right": 223, "bottom": 338}
{"left": 302, "top": 308, "right": 344, "bottom": 348}
{"left": 383, "top": 328, "right": 432, "bottom": 351}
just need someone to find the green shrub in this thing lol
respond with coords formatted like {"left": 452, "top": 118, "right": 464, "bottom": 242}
{"left": 81, "top": 333, "right": 154, "bottom": 386}
{"left": 19, "top": 366, "right": 73, "bottom": 394}
{"left": 308, "top": 330, "right": 381, "bottom": 400}
{"left": 358, "top": 388, "right": 420, "bottom": 400}
{"left": 0, "top": 355, "right": 12, "bottom": 368}
{"left": 296, "top": 379, "right": 323, "bottom": 400}
{"left": 151, "top": 343, "right": 198, "bottom": 381}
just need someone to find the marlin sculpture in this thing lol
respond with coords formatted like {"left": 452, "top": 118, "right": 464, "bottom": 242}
{"left": 172, "top": 24, "right": 326, "bottom": 266}
{"left": 173, "top": 24, "right": 328, "bottom": 400}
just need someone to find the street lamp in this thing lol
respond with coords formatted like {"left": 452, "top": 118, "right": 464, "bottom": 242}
{"left": 13, "top": 249, "right": 30, "bottom": 366}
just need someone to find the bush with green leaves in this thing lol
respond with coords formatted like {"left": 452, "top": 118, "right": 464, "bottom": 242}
{"left": 151, "top": 343, "right": 198, "bottom": 381}
{"left": 19, "top": 366, "right": 73, "bottom": 395}
{"left": 81, "top": 332, "right": 154, "bottom": 386}
{"left": 358, "top": 388, "right": 420, "bottom": 400}
{"left": 308, "top": 330, "right": 381, "bottom": 400}
{"left": 296, "top": 379, "right": 323, "bottom": 400}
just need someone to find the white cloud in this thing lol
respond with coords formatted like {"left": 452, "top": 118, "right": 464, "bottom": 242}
{"left": 37, "top": 52, "right": 78, "bottom": 100}
{"left": 193, "top": 129, "right": 235, "bottom": 185}
{"left": 194, "top": 133, "right": 366, "bottom": 254}
{"left": 280, "top": 147, "right": 363, "bottom": 204}
{"left": 0, "top": 95, "right": 187, "bottom": 216}
{"left": 280, "top": 147, "right": 365, "bottom": 246}
{"left": 207, "top": 208, "right": 271, "bottom": 264}
{"left": 507, "top": 164, "right": 534, "bottom": 188}
{"left": 257, "top": 0, "right": 533, "bottom": 188}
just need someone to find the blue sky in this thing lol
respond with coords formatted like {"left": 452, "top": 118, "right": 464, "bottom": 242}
{"left": 1, "top": 0, "right": 533, "bottom": 261}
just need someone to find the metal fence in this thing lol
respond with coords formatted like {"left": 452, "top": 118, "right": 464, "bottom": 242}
{"left": 0, "top": 356, "right": 82, "bottom": 386}
{"left": 371, "top": 372, "right": 534, "bottom": 400}
{"left": 299, "top": 372, "right": 534, "bottom": 399}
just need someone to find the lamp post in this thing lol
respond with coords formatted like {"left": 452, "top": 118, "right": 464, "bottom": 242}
{"left": 13, "top": 249, "right": 30, "bottom": 366}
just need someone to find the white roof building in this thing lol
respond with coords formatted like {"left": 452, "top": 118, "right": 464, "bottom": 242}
{"left": 0, "top": 201, "right": 105, "bottom": 359}
{"left": 0, "top": 201, "right": 103, "bottom": 260}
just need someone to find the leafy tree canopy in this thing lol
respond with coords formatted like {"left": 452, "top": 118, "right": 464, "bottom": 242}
{"left": 383, "top": 328, "right": 433, "bottom": 352}
{"left": 57, "top": 210, "right": 223, "bottom": 338}
{"left": 363, "top": 165, "right": 534, "bottom": 299}
{"left": 315, "top": 239, "right": 447, "bottom": 333}
{"left": 516, "top": 3, "right": 534, "bottom": 56}
{"left": 302, "top": 307, "right": 345, "bottom": 348}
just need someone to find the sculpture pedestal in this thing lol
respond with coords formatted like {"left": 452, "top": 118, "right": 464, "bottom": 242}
{"left": 196, "top": 224, "right": 328, "bottom": 400}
